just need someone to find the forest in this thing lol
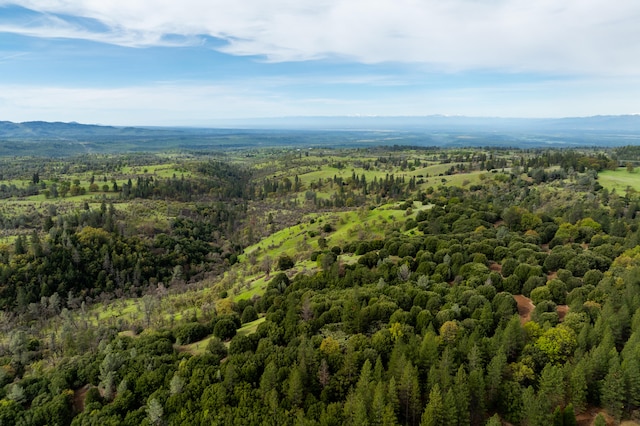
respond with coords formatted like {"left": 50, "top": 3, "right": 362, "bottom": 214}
{"left": 1, "top": 145, "right": 640, "bottom": 425}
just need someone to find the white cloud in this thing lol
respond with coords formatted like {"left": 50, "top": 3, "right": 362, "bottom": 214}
{"left": 2, "top": 0, "right": 640, "bottom": 74}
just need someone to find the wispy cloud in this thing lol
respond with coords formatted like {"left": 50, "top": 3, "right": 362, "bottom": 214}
{"left": 2, "top": 0, "right": 639, "bottom": 74}
{"left": 0, "top": 51, "right": 29, "bottom": 62}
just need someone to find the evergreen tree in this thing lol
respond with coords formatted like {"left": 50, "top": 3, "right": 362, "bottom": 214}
{"left": 288, "top": 364, "right": 305, "bottom": 408}
{"left": 538, "top": 364, "right": 565, "bottom": 410}
{"left": 453, "top": 366, "right": 470, "bottom": 426}
{"left": 593, "top": 413, "right": 606, "bottom": 426}
{"left": 622, "top": 350, "right": 640, "bottom": 409}
{"left": 421, "top": 384, "right": 443, "bottom": 426}
{"left": 468, "top": 368, "right": 486, "bottom": 424}
{"left": 147, "top": 398, "right": 164, "bottom": 426}
{"left": 443, "top": 388, "right": 457, "bottom": 426}
{"left": 398, "top": 361, "right": 421, "bottom": 426}
{"left": 14, "top": 235, "right": 26, "bottom": 255}
{"left": 563, "top": 403, "right": 577, "bottom": 426}
{"left": 601, "top": 354, "right": 625, "bottom": 423}
{"left": 569, "top": 361, "right": 587, "bottom": 414}
{"left": 486, "top": 349, "right": 506, "bottom": 407}
{"left": 388, "top": 377, "right": 400, "bottom": 418}
{"left": 485, "top": 414, "right": 501, "bottom": 426}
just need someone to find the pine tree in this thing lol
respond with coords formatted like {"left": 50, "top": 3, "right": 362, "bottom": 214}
{"left": 468, "top": 369, "right": 486, "bottom": 424}
{"left": 260, "top": 361, "right": 278, "bottom": 400}
{"left": 622, "top": 351, "right": 640, "bottom": 409}
{"left": 538, "top": 364, "right": 565, "bottom": 410}
{"left": 569, "top": 361, "right": 587, "bottom": 414}
{"left": 147, "top": 398, "right": 164, "bottom": 426}
{"left": 486, "top": 349, "right": 506, "bottom": 407}
{"left": 523, "top": 385, "right": 552, "bottom": 426}
{"left": 502, "top": 315, "right": 525, "bottom": 360}
{"left": 593, "top": 413, "right": 606, "bottom": 426}
{"left": 443, "top": 388, "right": 457, "bottom": 426}
{"left": 552, "top": 406, "right": 563, "bottom": 426}
{"left": 288, "top": 364, "right": 305, "bottom": 408}
{"left": 388, "top": 376, "right": 400, "bottom": 417}
{"left": 602, "top": 354, "right": 625, "bottom": 423}
{"left": 453, "top": 366, "right": 470, "bottom": 426}
{"left": 563, "top": 403, "right": 577, "bottom": 426}
{"left": 345, "top": 359, "right": 374, "bottom": 424}
{"left": 372, "top": 382, "right": 388, "bottom": 426}
{"left": 421, "top": 384, "right": 443, "bottom": 426}
{"left": 398, "top": 362, "right": 421, "bottom": 425}
{"left": 14, "top": 235, "right": 26, "bottom": 255}
{"left": 485, "top": 414, "right": 501, "bottom": 426}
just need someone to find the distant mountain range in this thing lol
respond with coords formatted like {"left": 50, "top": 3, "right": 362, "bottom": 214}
{"left": 0, "top": 120, "right": 170, "bottom": 139}
{"left": 1, "top": 115, "right": 640, "bottom": 156}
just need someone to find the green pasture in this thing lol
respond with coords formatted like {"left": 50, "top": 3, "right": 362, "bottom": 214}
{"left": 237, "top": 317, "right": 266, "bottom": 337}
{"left": 178, "top": 335, "right": 214, "bottom": 355}
{"left": 120, "top": 163, "right": 192, "bottom": 178}
{"left": 294, "top": 162, "right": 456, "bottom": 187}
{"left": 242, "top": 203, "right": 415, "bottom": 267}
{"left": 231, "top": 274, "right": 269, "bottom": 302}
{"left": 422, "top": 170, "right": 485, "bottom": 189}
{"left": 178, "top": 317, "right": 266, "bottom": 355}
{"left": 598, "top": 169, "right": 640, "bottom": 192}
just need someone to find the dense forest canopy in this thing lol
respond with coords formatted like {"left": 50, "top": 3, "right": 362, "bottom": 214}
{"left": 0, "top": 145, "right": 640, "bottom": 425}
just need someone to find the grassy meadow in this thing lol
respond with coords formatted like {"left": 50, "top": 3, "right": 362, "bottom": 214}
{"left": 598, "top": 168, "right": 640, "bottom": 192}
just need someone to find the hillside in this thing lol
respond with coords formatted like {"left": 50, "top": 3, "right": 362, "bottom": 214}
{"left": 0, "top": 145, "right": 639, "bottom": 425}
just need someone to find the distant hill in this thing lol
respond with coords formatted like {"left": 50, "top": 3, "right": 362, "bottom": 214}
{"left": 0, "top": 120, "right": 170, "bottom": 138}
{"left": 1, "top": 115, "right": 640, "bottom": 156}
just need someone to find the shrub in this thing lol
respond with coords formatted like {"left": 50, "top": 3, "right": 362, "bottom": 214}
{"left": 207, "top": 337, "right": 228, "bottom": 363}
{"left": 174, "top": 322, "right": 210, "bottom": 345}
{"left": 213, "top": 319, "right": 238, "bottom": 340}
{"left": 277, "top": 255, "right": 295, "bottom": 270}
{"left": 241, "top": 306, "right": 258, "bottom": 324}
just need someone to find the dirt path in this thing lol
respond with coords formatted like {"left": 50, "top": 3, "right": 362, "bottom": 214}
{"left": 73, "top": 384, "right": 91, "bottom": 413}
{"left": 513, "top": 295, "right": 534, "bottom": 324}
{"left": 576, "top": 407, "right": 615, "bottom": 426}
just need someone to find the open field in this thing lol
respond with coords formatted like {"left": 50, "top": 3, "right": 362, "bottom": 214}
{"left": 598, "top": 168, "right": 640, "bottom": 192}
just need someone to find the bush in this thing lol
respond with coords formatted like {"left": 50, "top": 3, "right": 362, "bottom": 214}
{"left": 241, "top": 306, "right": 258, "bottom": 324}
{"left": 213, "top": 319, "right": 238, "bottom": 340}
{"left": 277, "top": 255, "right": 295, "bottom": 270}
{"left": 207, "top": 337, "right": 228, "bottom": 363}
{"left": 174, "top": 322, "right": 210, "bottom": 345}
{"left": 84, "top": 387, "right": 103, "bottom": 406}
{"left": 228, "top": 334, "right": 256, "bottom": 355}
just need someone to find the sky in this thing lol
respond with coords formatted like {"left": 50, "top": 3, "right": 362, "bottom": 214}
{"left": 0, "top": 0, "right": 639, "bottom": 126}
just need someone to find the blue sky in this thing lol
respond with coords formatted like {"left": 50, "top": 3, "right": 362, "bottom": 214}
{"left": 1, "top": 0, "right": 639, "bottom": 126}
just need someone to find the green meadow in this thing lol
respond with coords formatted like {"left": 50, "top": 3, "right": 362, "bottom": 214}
{"left": 598, "top": 168, "right": 640, "bottom": 192}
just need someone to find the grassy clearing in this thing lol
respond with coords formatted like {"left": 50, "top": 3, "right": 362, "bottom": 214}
{"left": 231, "top": 275, "right": 269, "bottom": 302}
{"left": 178, "top": 317, "right": 265, "bottom": 355}
{"left": 423, "top": 170, "right": 485, "bottom": 188}
{"left": 88, "top": 299, "right": 140, "bottom": 325}
{"left": 598, "top": 169, "right": 640, "bottom": 192}
{"left": 178, "top": 335, "right": 214, "bottom": 356}
{"left": 237, "top": 317, "right": 266, "bottom": 337}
